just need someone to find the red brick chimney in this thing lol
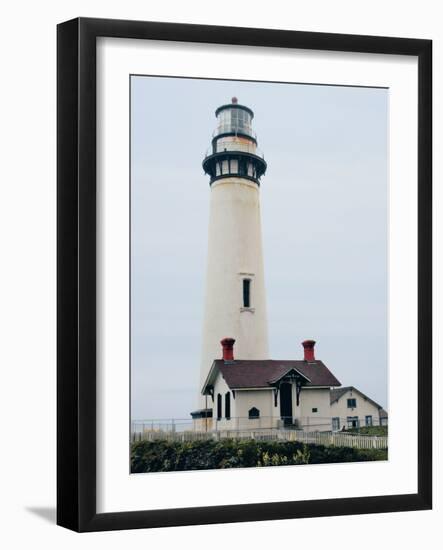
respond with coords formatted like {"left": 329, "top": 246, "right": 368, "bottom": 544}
{"left": 221, "top": 337, "right": 235, "bottom": 361}
{"left": 302, "top": 339, "right": 316, "bottom": 361}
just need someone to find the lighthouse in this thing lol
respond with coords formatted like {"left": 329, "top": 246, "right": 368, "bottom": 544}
{"left": 198, "top": 98, "right": 269, "bottom": 408}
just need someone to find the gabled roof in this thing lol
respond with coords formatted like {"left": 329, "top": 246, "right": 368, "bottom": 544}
{"left": 202, "top": 359, "right": 341, "bottom": 394}
{"left": 330, "top": 387, "right": 351, "bottom": 404}
{"left": 330, "top": 385, "right": 386, "bottom": 412}
{"left": 267, "top": 367, "right": 311, "bottom": 385}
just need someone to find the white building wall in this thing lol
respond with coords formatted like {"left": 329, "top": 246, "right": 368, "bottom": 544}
{"left": 211, "top": 372, "right": 240, "bottom": 430}
{"left": 296, "top": 388, "right": 332, "bottom": 431}
{"left": 233, "top": 389, "right": 278, "bottom": 429}
{"left": 199, "top": 177, "right": 269, "bottom": 408}
{"left": 209, "top": 371, "right": 280, "bottom": 430}
{"left": 330, "top": 388, "right": 384, "bottom": 430}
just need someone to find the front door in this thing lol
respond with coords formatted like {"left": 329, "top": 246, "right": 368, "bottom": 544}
{"left": 280, "top": 382, "right": 293, "bottom": 426}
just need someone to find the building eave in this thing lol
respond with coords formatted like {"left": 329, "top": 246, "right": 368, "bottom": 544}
{"left": 201, "top": 361, "right": 219, "bottom": 395}
{"left": 230, "top": 386, "right": 274, "bottom": 391}
{"left": 302, "top": 385, "right": 338, "bottom": 390}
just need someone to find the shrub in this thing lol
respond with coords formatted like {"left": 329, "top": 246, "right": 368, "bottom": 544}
{"left": 130, "top": 439, "right": 387, "bottom": 473}
{"left": 346, "top": 425, "right": 388, "bottom": 436}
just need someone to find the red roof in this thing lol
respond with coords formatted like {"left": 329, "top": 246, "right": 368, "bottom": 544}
{"left": 210, "top": 359, "right": 341, "bottom": 390}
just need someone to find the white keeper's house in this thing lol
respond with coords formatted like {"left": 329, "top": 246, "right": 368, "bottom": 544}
{"left": 197, "top": 338, "right": 341, "bottom": 432}
{"left": 330, "top": 386, "right": 388, "bottom": 431}
{"left": 190, "top": 98, "right": 387, "bottom": 433}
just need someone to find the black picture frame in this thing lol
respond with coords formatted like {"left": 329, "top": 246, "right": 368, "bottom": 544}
{"left": 57, "top": 17, "right": 432, "bottom": 532}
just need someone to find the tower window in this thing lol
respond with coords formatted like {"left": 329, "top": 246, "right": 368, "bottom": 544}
{"left": 243, "top": 279, "right": 251, "bottom": 308}
{"left": 248, "top": 407, "right": 260, "bottom": 419}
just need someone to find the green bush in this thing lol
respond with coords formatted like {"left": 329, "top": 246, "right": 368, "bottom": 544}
{"left": 130, "top": 439, "right": 387, "bottom": 473}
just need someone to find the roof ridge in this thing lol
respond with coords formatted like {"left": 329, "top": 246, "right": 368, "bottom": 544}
{"left": 330, "top": 385, "right": 384, "bottom": 410}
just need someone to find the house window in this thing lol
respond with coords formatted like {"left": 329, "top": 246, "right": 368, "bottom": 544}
{"left": 347, "top": 416, "right": 359, "bottom": 429}
{"left": 225, "top": 392, "right": 231, "bottom": 420}
{"left": 243, "top": 279, "right": 251, "bottom": 308}
{"left": 312, "top": 408, "right": 318, "bottom": 413}
{"left": 365, "top": 415, "right": 373, "bottom": 427}
{"left": 248, "top": 407, "right": 260, "bottom": 419}
{"left": 217, "top": 393, "right": 222, "bottom": 420}
{"left": 347, "top": 398, "right": 357, "bottom": 408}
{"left": 332, "top": 417, "right": 340, "bottom": 431}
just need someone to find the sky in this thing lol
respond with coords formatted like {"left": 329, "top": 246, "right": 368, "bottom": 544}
{"left": 130, "top": 75, "right": 388, "bottom": 420}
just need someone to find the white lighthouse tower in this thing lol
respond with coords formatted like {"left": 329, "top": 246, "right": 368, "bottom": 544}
{"left": 198, "top": 98, "right": 269, "bottom": 408}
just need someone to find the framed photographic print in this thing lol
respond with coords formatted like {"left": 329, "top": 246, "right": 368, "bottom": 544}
{"left": 57, "top": 17, "right": 432, "bottom": 532}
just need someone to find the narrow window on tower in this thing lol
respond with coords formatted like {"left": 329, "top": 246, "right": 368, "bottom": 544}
{"left": 243, "top": 279, "right": 251, "bottom": 308}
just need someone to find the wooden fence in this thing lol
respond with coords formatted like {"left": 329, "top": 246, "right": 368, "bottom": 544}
{"left": 131, "top": 428, "right": 387, "bottom": 450}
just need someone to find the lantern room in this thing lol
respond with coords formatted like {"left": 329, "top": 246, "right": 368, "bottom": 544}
{"left": 202, "top": 98, "right": 267, "bottom": 186}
